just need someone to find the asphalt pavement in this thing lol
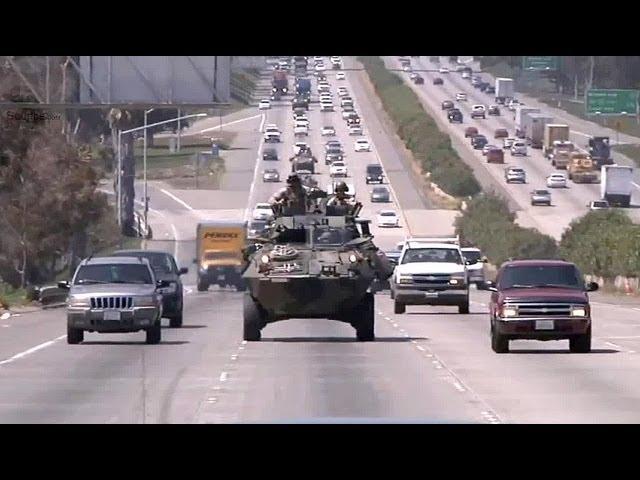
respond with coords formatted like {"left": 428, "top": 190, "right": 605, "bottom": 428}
{"left": 3, "top": 59, "right": 640, "bottom": 423}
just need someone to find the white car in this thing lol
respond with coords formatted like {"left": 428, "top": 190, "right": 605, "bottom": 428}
{"left": 313, "top": 56, "right": 324, "bottom": 63}
{"left": 403, "top": 65, "right": 412, "bottom": 72}
{"left": 337, "top": 88, "right": 349, "bottom": 97}
{"left": 354, "top": 139, "right": 371, "bottom": 152}
{"left": 263, "top": 127, "right": 281, "bottom": 142}
{"left": 294, "top": 125, "right": 308, "bottom": 136}
{"left": 471, "top": 104, "right": 486, "bottom": 119}
{"left": 329, "top": 161, "right": 348, "bottom": 177}
{"left": 315, "top": 63, "right": 326, "bottom": 72}
{"left": 456, "top": 93, "right": 467, "bottom": 101}
{"left": 511, "top": 141, "right": 528, "bottom": 156}
{"left": 588, "top": 200, "right": 610, "bottom": 210}
{"left": 377, "top": 210, "right": 400, "bottom": 228}
{"left": 349, "top": 124, "right": 363, "bottom": 135}
{"left": 252, "top": 203, "right": 274, "bottom": 221}
{"left": 341, "top": 98, "right": 354, "bottom": 108}
{"left": 330, "top": 56, "right": 341, "bottom": 63}
{"left": 547, "top": 173, "right": 568, "bottom": 188}
{"left": 439, "top": 67, "right": 450, "bottom": 74}
{"left": 503, "top": 137, "right": 516, "bottom": 149}
{"left": 293, "top": 142, "right": 309, "bottom": 155}
{"left": 322, "top": 126, "right": 336, "bottom": 136}
{"left": 265, "top": 123, "right": 278, "bottom": 131}
{"left": 319, "top": 95, "right": 333, "bottom": 103}
{"left": 317, "top": 83, "right": 330, "bottom": 92}
{"left": 258, "top": 99, "right": 271, "bottom": 110}
{"left": 295, "top": 118, "right": 309, "bottom": 129}
{"left": 336, "top": 72, "right": 346, "bottom": 80}
{"left": 320, "top": 102, "right": 334, "bottom": 112}
{"left": 342, "top": 110, "right": 354, "bottom": 120}
{"left": 409, "top": 72, "right": 418, "bottom": 80}
{"left": 461, "top": 71, "right": 471, "bottom": 79}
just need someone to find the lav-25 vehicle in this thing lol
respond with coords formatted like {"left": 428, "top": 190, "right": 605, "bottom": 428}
{"left": 290, "top": 147, "right": 318, "bottom": 174}
{"left": 241, "top": 194, "right": 394, "bottom": 342}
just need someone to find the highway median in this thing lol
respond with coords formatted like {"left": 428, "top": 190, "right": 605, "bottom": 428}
{"left": 358, "top": 56, "right": 481, "bottom": 199}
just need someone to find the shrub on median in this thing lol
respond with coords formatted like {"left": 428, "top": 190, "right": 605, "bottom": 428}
{"left": 455, "top": 192, "right": 558, "bottom": 266}
{"left": 559, "top": 210, "right": 640, "bottom": 279}
{"left": 358, "top": 56, "right": 481, "bottom": 198}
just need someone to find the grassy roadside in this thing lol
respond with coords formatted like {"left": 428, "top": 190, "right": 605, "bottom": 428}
{"left": 358, "top": 56, "right": 481, "bottom": 199}
{"left": 612, "top": 144, "right": 640, "bottom": 166}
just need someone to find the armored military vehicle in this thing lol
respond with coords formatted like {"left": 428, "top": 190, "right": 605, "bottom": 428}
{"left": 289, "top": 148, "right": 318, "bottom": 174}
{"left": 242, "top": 196, "right": 394, "bottom": 342}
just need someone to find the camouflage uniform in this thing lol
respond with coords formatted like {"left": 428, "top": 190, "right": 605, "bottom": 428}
{"left": 326, "top": 182, "right": 355, "bottom": 207}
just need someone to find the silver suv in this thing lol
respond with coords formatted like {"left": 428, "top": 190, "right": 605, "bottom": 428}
{"left": 59, "top": 257, "right": 168, "bottom": 345}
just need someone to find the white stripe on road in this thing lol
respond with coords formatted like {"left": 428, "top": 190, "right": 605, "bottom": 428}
{"left": 197, "top": 114, "right": 263, "bottom": 134}
{"left": 158, "top": 188, "right": 194, "bottom": 211}
{"left": 0, "top": 334, "right": 67, "bottom": 366}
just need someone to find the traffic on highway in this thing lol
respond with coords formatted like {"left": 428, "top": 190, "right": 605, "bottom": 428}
{"left": 2, "top": 55, "right": 640, "bottom": 424}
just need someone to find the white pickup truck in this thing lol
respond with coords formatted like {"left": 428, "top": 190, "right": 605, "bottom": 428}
{"left": 390, "top": 236, "right": 478, "bottom": 314}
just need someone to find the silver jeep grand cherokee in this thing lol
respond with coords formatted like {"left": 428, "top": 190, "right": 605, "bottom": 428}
{"left": 59, "top": 256, "right": 168, "bottom": 345}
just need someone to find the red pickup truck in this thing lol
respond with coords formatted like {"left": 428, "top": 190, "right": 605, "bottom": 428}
{"left": 483, "top": 259, "right": 599, "bottom": 354}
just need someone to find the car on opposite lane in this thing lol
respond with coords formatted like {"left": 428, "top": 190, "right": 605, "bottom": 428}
{"left": 262, "top": 169, "right": 280, "bottom": 183}
{"left": 336, "top": 72, "right": 346, "bottom": 80}
{"left": 321, "top": 126, "right": 336, "bottom": 136}
{"left": 456, "top": 93, "right": 468, "bottom": 102}
{"left": 442, "top": 100, "right": 454, "bottom": 110}
{"left": 439, "top": 67, "right": 450, "bottom": 74}
{"left": 349, "top": 124, "right": 363, "bottom": 136}
{"left": 354, "top": 139, "right": 371, "bottom": 152}
{"left": 370, "top": 186, "right": 391, "bottom": 203}
{"left": 471, "top": 105, "right": 486, "bottom": 119}
{"left": 530, "top": 189, "right": 552, "bottom": 206}
{"left": 377, "top": 210, "right": 400, "bottom": 228}
{"left": 258, "top": 99, "right": 271, "bottom": 110}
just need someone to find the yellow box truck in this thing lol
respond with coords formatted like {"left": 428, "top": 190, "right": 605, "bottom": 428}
{"left": 195, "top": 221, "right": 247, "bottom": 291}
{"left": 543, "top": 124, "right": 570, "bottom": 158}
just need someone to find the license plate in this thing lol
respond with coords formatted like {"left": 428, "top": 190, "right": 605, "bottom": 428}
{"left": 217, "top": 275, "right": 226, "bottom": 280}
{"left": 535, "top": 320, "right": 554, "bottom": 330}
{"left": 104, "top": 310, "right": 121, "bottom": 321}
{"left": 424, "top": 292, "right": 438, "bottom": 298}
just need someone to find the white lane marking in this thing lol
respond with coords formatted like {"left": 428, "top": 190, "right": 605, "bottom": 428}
{"left": 0, "top": 312, "right": 10, "bottom": 320}
{"left": 259, "top": 113, "right": 266, "bottom": 132}
{"left": 452, "top": 380, "right": 466, "bottom": 393}
{"left": 1, "top": 325, "right": 9, "bottom": 328}
{"left": 206, "top": 397, "right": 218, "bottom": 404}
{"left": 602, "top": 336, "right": 640, "bottom": 340}
{"left": 0, "top": 334, "right": 67, "bottom": 366}
{"left": 633, "top": 182, "right": 640, "bottom": 191}
{"left": 384, "top": 316, "right": 391, "bottom": 321}
{"left": 158, "top": 188, "right": 194, "bottom": 211}
{"left": 197, "top": 113, "right": 263, "bottom": 134}
{"left": 605, "top": 341, "right": 622, "bottom": 349}
{"left": 219, "top": 372, "right": 228, "bottom": 382}
{"left": 472, "top": 302, "right": 487, "bottom": 307}
{"left": 416, "top": 345, "right": 425, "bottom": 352}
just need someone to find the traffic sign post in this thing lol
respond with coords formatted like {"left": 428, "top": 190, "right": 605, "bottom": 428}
{"left": 522, "top": 56, "right": 559, "bottom": 71}
{"left": 586, "top": 89, "right": 639, "bottom": 116}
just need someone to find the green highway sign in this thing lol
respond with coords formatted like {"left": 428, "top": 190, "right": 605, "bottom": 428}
{"left": 522, "top": 56, "right": 558, "bottom": 71}
{"left": 586, "top": 89, "right": 639, "bottom": 116}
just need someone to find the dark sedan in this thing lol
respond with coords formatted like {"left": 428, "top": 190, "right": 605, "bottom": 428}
{"left": 433, "top": 77, "right": 444, "bottom": 85}
{"left": 442, "top": 100, "right": 454, "bottom": 110}
{"left": 472, "top": 135, "right": 488, "bottom": 149}
{"left": 112, "top": 250, "right": 187, "bottom": 327}
{"left": 263, "top": 147, "right": 278, "bottom": 161}
{"left": 371, "top": 186, "right": 391, "bottom": 203}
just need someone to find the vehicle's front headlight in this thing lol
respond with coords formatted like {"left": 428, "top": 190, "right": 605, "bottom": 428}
{"left": 397, "top": 275, "right": 412, "bottom": 284}
{"left": 501, "top": 305, "right": 518, "bottom": 318}
{"left": 571, "top": 306, "right": 587, "bottom": 317}
{"left": 68, "top": 296, "right": 90, "bottom": 307}
{"left": 135, "top": 296, "right": 157, "bottom": 306}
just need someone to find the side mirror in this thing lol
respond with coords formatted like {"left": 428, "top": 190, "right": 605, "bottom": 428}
{"left": 178, "top": 267, "right": 189, "bottom": 275}
{"left": 157, "top": 280, "right": 171, "bottom": 289}
{"left": 465, "top": 259, "right": 478, "bottom": 266}
{"left": 57, "top": 280, "right": 70, "bottom": 290}
{"left": 586, "top": 281, "right": 599, "bottom": 292}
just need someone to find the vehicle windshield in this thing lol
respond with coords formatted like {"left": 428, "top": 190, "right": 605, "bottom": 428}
{"left": 380, "top": 211, "right": 396, "bottom": 217}
{"left": 367, "top": 166, "right": 383, "bottom": 174}
{"left": 74, "top": 264, "right": 153, "bottom": 285}
{"left": 534, "top": 190, "right": 549, "bottom": 195}
{"left": 373, "top": 188, "right": 387, "bottom": 194}
{"left": 311, "top": 227, "right": 352, "bottom": 246}
{"left": 112, "top": 252, "right": 176, "bottom": 274}
{"left": 401, "top": 248, "right": 463, "bottom": 265}
{"left": 462, "top": 250, "right": 482, "bottom": 263}
{"left": 499, "top": 265, "right": 582, "bottom": 290}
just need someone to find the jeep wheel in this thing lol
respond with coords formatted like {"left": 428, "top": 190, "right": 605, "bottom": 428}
{"left": 197, "top": 280, "right": 209, "bottom": 292}
{"left": 491, "top": 324, "right": 509, "bottom": 353}
{"left": 355, "top": 293, "right": 375, "bottom": 342}
{"left": 169, "top": 311, "right": 183, "bottom": 328}
{"left": 569, "top": 327, "right": 591, "bottom": 353}
{"left": 146, "top": 321, "right": 161, "bottom": 344}
{"left": 243, "top": 292, "right": 264, "bottom": 341}
{"left": 458, "top": 299, "right": 470, "bottom": 314}
{"left": 67, "top": 325, "right": 84, "bottom": 344}
{"left": 394, "top": 301, "right": 406, "bottom": 314}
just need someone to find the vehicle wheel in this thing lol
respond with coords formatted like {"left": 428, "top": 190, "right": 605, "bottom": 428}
{"left": 67, "top": 325, "right": 84, "bottom": 344}
{"left": 569, "top": 327, "right": 591, "bottom": 353}
{"left": 458, "top": 299, "right": 470, "bottom": 314}
{"left": 491, "top": 325, "right": 509, "bottom": 353}
{"left": 243, "top": 292, "right": 264, "bottom": 341}
{"left": 394, "top": 301, "right": 406, "bottom": 314}
{"left": 355, "top": 293, "right": 375, "bottom": 341}
{"left": 169, "top": 311, "right": 183, "bottom": 328}
{"left": 146, "top": 321, "right": 161, "bottom": 344}
{"left": 197, "top": 279, "right": 209, "bottom": 292}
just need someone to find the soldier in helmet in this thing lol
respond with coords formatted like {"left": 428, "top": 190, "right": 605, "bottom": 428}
{"left": 326, "top": 181, "right": 354, "bottom": 207}
{"left": 269, "top": 174, "right": 308, "bottom": 213}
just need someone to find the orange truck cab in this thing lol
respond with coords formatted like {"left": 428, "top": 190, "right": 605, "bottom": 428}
{"left": 196, "top": 221, "right": 247, "bottom": 292}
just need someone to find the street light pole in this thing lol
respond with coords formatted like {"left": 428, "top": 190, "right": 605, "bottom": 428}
{"left": 117, "top": 129, "right": 122, "bottom": 227}
{"left": 143, "top": 108, "right": 154, "bottom": 234}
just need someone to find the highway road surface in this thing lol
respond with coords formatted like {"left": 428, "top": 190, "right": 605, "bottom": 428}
{"left": 3, "top": 58, "right": 640, "bottom": 423}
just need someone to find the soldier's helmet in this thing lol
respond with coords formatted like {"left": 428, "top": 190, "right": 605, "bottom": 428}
{"left": 287, "top": 174, "right": 302, "bottom": 186}
{"left": 335, "top": 181, "right": 349, "bottom": 193}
